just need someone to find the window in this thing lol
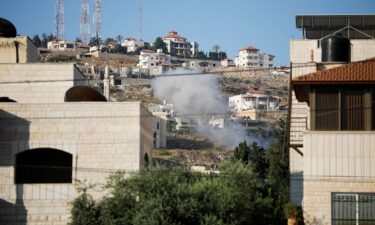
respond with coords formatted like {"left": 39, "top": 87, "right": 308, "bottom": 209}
{"left": 157, "top": 122, "right": 160, "bottom": 130}
{"left": 314, "top": 89, "right": 339, "bottom": 130}
{"left": 332, "top": 193, "right": 375, "bottom": 225}
{"left": 15, "top": 148, "right": 72, "bottom": 184}
{"left": 341, "top": 89, "right": 365, "bottom": 130}
{"left": 312, "top": 87, "right": 371, "bottom": 131}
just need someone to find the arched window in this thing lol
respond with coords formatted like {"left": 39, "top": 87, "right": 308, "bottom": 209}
{"left": 64, "top": 86, "right": 107, "bottom": 102}
{"left": 15, "top": 148, "right": 72, "bottom": 184}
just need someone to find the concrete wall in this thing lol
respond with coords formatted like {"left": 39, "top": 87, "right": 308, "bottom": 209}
{"left": 0, "top": 102, "right": 153, "bottom": 225}
{"left": 0, "top": 36, "right": 38, "bottom": 63}
{"left": 0, "top": 64, "right": 86, "bottom": 103}
{"left": 303, "top": 179, "right": 375, "bottom": 225}
{"left": 303, "top": 132, "right": 375, "bottom": 179}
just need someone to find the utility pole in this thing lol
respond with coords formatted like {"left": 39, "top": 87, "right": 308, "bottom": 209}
{"left": 54, "top": 0, "right": 64, "bottom": 40}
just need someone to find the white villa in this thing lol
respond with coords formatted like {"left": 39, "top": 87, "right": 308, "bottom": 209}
{"left": 162, "top": 31, "right": 198, "bottom": 57}
{"left": 137, "top": 49, "right": 171, "bottom": 76}
{"left": 47, "top": 39, "right": 76, "bottom": 51}
{"left": 229, "top": 88, "right": 280, "bottom": 112}
{"left": 234, "top": 45, "right": 274, "bottom": 68}
{"left": 121, "top": 38, "right": 146, "bottom": 53}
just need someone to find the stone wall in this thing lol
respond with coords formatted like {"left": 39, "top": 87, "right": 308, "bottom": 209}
{"left": 303, "top": 179, "right": 375, "bottom": 225}
{"left": 0, "top": 102, "right": 153, "bottom": 224}
{"left": 0, "top": 36, "right": 38, "bottom": 63}
{"left": 0, "top": 64, "right": 86, "bottom": 103}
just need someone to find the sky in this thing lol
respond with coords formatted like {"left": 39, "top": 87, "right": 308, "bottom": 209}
{"left": 0, "top": 0, "right": 374, "bottom": 65}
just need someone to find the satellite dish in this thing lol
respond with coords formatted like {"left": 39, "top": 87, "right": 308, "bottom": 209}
{"left": 0, "top": 18, "right": 17, "bottom": 38}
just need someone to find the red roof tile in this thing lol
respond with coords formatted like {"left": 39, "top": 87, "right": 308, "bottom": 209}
{"left": 293, "top": 58, "right": 375, "bottom": 102}
{"left": 240, "top": 45, "right": 259, "bottom": 51}
{"left": 292, "top": 58, "right": 375, "bottom": 84}
{"left": 140, "top": 49, "right": 155, "bottom": 53}
{"left": 163, "top": 31, "right": 185, "bottom": 39}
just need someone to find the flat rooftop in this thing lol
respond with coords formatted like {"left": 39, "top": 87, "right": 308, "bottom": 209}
{"left": 296, "top": 14, "right": 375, "bottom": 39}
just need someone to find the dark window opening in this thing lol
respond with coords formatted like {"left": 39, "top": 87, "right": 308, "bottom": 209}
{"left": 332, "top": 193, "right": 375, "bottom": 225}
{"left": 341, "top": 89, "right": 365, "bottom": 130}
{"left": 15, "top": 148, "right": 73, "bottom": 184}
{"left": 144, "top": 153, "right": 149, "bottom": 168}
{"left": 315, "top": 90, "right": 339, "bottom": 130}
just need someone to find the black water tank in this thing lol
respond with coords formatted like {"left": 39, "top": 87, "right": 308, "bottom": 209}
{"left": 0, "top": 18, "right": 17, "bottom": 38}
{"left": 321, "top": 35, "right": 350, "bottom": 63}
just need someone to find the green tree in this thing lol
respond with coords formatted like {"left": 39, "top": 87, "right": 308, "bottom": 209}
{"left": 116, "top": 35, "right": 123, "bottom": 44}
{"left": 212, "top": 44, "right": 220, "bottom": 53}
{"left": 196, "top": 51, "right": 207, "bottom": 59}
{"left": 152, "top": 37, "right": 167, "bottom": 53}
{"left": 89, "top": 36, "right": 103, "bottom": 47}
{"left": 32, "top": 34, "right": 41, "bottom": 47}
{"left": 41, "top": 33, "right": 55, "bottom": 48}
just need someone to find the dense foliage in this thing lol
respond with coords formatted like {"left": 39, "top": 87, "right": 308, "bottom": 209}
{"left": 70, "top": 119, "right": 289, "bottom": 225}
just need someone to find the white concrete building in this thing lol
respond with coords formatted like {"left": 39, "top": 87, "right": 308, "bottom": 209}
{"left": 289, "top": 14, "right": 375, "bottom": 225}
{"left": 0, "top": 33, "right": 154, "bottom": 224}
{"left": 47, "top": 39, "right": 76, "bottom": 51}
{"left": 122, "top": 38, "right": 145, "bottom": 53}
{"left": 146, "top": 102, "right": 176, "bottom": 149}
{"left": 229, "top": 88, "right": 280, "bottom": 112}
{"left": 162, "top": 31, "right": 198, "bottom": 57}
{"left": 234, "top": 46, "right": 275, "bottom": 68}
{"left": 137, "top": 49, "right": 171, "bottom": 76}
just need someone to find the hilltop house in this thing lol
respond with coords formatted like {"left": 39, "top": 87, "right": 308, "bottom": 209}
{"left": 289, "top": 14, "right": 375, "bottom": 225}
{"left": 121, "top": 37, "right": 147, "bottom": 53}
{"left": 47, "top": 39, "right": 76, "bottom": 51}
{"left": 162, "top": 31, "right": 198, "bottom": 57}
{"left": 137, "top": 49, "right": 171, "bottom": 76}
{"left": 229, "top": 88, "right": 280, "bottom": 119}
{"left": 234, "top": 45, "right": 274, "bottom": 68}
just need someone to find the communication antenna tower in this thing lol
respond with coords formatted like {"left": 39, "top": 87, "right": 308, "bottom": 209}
{"left": 80, "top": 0, "right": 90, "bottom": 45}
{"left": 139, "top": 0, "right": 143, "bottom": 40}
{"left": 54, "top": 0, "right": 64, "bottom": 40}
{"left": 93, "top": 0, "right": 102, "bottom": 39}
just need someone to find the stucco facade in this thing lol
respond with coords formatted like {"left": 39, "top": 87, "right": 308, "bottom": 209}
{"left": 0, "top": 36, "right": 38, "bottom": 63}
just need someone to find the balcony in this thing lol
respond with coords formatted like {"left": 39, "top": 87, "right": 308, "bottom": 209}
{"left": 303, "top": 131, "right": 375, "bottom": 179}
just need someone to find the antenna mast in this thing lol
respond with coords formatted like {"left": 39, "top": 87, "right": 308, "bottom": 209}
{"left": 80, "top": 0, "right": 90, "bottom": 45}
{"left": 54, "top": 0, "right": 64, "bottom": 39}
{"left": 93, "top": 0, "right": 102, "bottom": 40}
{"left": 139, "top": 0, "right": 143, "bottom": 40}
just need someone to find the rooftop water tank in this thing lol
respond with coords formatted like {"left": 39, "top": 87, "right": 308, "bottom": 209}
{"left": 0, "top": 18, "right": 17, "bottom": 38}
{"left": 321, "top": 35, "right": 351, "bottom": 63}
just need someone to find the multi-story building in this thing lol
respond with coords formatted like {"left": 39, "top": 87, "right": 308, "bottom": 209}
{"left": 234, "top": 46, "right": 275, "bottom": 68}
{"left": 47, "top": 39, "right": 76, "bottom": 51}
{"left": 229, "top": 87, "right": 280, "bottom": 112}
{"left": 122, "top": 38, "right": 146, "bottom": 53}
{"left": 162, "top": 31, "right": 198, "bottom": 57}
{"left": 0, "top": 20, "right": 154, "bottom": 225}
{"left": 289, "top": 14, "right": 375, "bottom": 225}
{"left": 137, "top": 49, "right": 171, "bottom": 76}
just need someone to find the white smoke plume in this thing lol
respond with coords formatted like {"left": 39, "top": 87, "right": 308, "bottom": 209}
{"left": 151, "top": 68, "right": 262, "bottom": 149}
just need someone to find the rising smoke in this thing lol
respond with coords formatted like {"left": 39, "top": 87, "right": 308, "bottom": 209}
{"left": 151, "top": 68, "right": 263, "bottom": 148}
